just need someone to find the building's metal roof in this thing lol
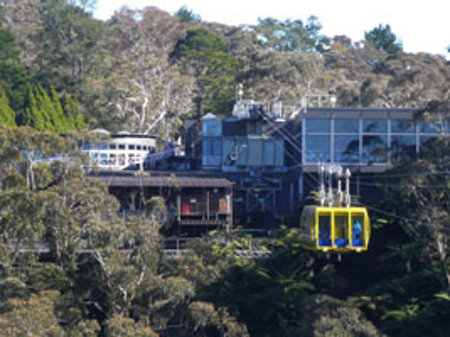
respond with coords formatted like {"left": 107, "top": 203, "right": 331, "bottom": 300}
{"left": 94, "top": 175, "right": 234, "bottom": 188}
{"left": 305, "top": 107, "right": 419, "bottom": 113}
{"left": 111, "top": 134, "right": 157, "bottom": 139}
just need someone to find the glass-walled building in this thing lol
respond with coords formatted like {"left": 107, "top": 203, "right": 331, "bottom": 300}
{"left": 301, "top": 108, "right": 449, "bottom": 172}
{"left": 81, "top": 129, "right": 156, "bottom": 170}
{"left": 201, "top": 113, "right": 289, "bottom": 171}
{"left": 191, "top": 106, "right": 449, "bottom": 227}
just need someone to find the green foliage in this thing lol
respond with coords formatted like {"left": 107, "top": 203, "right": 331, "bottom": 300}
{"left": 73, "top": 0, "right": 98, "bottom": 14}
{"left": 24, "top": 85, "right": 84, "bottom": 132}
{"left": 0, "top": 277, "right": 29, "bottom": 302}
{"left": 0, "top": 87, "right": 16, "bottom": 126}
{"left": 365, "top": 24, "right": 403, "bottom": 54}
{"left": 105, "top": 314, "right": 158, "bottom": 337}
{"left": 32, "top": 1, "right": 106, "bottom": 90}
{"left": 0, "top": 29, "right": 20, "bottom": 62}
{"left": 172, "top": 29, "right": 238, "bottom": 116}
{"left": 0, "top": 291, "right": 65, "bottom": 336}
{"left": 257, "top": 16, "right": 330, "bottom": 53}
{"left": 0, "top": 29, "right": 29, "bottom": 118}
{"left": 0, "top": 3, "right": 450, "bottom": 335}
{"left": 175, "top": 5, "right": 201, "bottom": 23}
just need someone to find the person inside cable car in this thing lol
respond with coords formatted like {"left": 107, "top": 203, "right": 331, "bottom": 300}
{"left": 352, "top": 218, "right": 363, "bottom": 247}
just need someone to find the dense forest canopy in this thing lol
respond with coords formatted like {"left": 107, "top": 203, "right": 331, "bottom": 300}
{"left": 1, "top": 0, "right": 449, "bottom": 136}
{"left": 0, "top": 1, "right": 449, "bottom": 336}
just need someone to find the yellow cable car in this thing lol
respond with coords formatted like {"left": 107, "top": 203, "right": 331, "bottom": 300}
{"left": 300, "top": 206, "right": 370, "bottom": 253}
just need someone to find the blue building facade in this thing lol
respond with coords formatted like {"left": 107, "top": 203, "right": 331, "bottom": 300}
{"left": 186, "top": 104, "right": 449, "bottom": 229}
{"left": 301, "top": 108, "right": 448, "bottom": 172}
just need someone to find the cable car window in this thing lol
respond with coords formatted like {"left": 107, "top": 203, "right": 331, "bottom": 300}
{"left": 109, "top": 143, "right": 117, "bottom": 150}
{"left": 351, "top": 215, "right": 364, "bottom": 247}
{"left": 334, "top": 214, "right": 349, "bottom": 247}
{"left": 318, "top": 214, "right": 331, "bottom": 247}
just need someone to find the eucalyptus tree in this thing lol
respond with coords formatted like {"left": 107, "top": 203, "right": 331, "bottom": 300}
{"left": 365, "top": 24, "right": 403, "bottom": 54}
{"left": 95, "top": 7, "right": 194, "bottom": 137}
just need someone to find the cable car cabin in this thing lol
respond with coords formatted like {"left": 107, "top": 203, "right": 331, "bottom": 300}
{"left": 299, "top": 206, "right": 370, "bottom": 253}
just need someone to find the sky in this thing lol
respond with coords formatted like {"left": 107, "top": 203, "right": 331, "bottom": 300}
{"left": 94, "top": 0, "right": 450, "bottom": 57}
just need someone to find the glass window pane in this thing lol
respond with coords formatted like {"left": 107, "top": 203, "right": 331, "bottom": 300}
{"left": 391, "top": 119, "right": 416, "bottom": 133}
{"left": 334, "top": 135, "right": 360, "bottom": 163}
{"left": 203, "top": 155, "right": 221, "bottom": 166}
{"left": 306, "top": 135, "right": 330, "bottom": 162}
{"left": 213, "top": 139, "right": 221, "bottom": 155}
{"left": 248, "top": 121, "right": 262, "bottom": 135}
{"left": 118, "top": 154, "right": 125, "bottom": 165}
{"left": 351, "top": 215, "right": 364, "bottom": 247}
{"left": 202, "top": 120, "right": 222, "bottom": 137}
{"left": 263, "top": 141, "right": 275, "bottom": 166}
{"left": 94, "top": 143, "right": 108, "bottom": 150}
{"left": 334, "top": 214, "right": 349, "bottom": 247}
{"left": 236, "top": 139, "right": 248, "bottom": 166}
{"left": 363, "top": 119, "right": 387, "bottom": 133}
{"left": 223, "top": 139, "right": 236, "bottom": 166}
{"left": 420, "top": 120, "right": 443, "bottom": 134}
{"left": 274, "top": 139, "right": 284, "bottom": 166}
{"left": 318, "top": 214, "right": 331, "bottom": 247}
{"left": 248, "top": 139, "right": 263, "bottom": 166}
{"left": 202, "top": 139, "right": 221, "bottom": 167}
{"left": 334, "top": 119, "right": 359, "bottom": 133}
{"left": 203, "top": 139, "right": 221, "bottom": 156}
{"left": 363, "top": 135, "right": 387, "bottom": 163}
{"left": 202, "top": 140, "right": 210, "bottom": 155}
{"left": 306, "top": 119, "right": 330, "bottom": 133}
{"left": 391, "top": 135, "right": 416, "bottom": 161}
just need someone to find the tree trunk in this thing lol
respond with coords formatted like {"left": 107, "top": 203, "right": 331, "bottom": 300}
{"left": 436, "top": 233, "right": 450, "bottom": 291}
